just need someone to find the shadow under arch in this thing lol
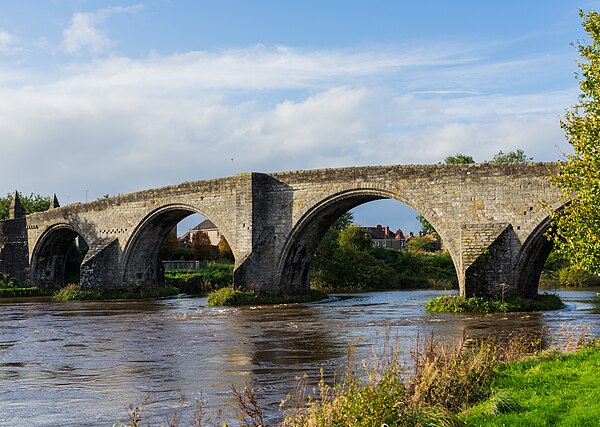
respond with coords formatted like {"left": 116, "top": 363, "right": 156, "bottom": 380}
{"left": 122, "top": 203, "right": 234, "bottom": 289}
{"left": 514, "top": 208, "right": 564, "bottom": 298}
{"left": 276, "top": 188, "right": 455, "bottom": 295}
{"left": 30, "top": 223, "right": 89, "bottom": 290}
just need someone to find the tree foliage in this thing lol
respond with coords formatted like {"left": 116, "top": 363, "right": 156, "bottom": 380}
{"left": 444, "top": 153, "right": 475, "bottom": 164}
{"left": 218, "top": 235, "right": 234, "bottom": 261}
{"left": 550, "top": 10, "right": 600, "bottom": 275}
{"left": 191, "top": 231, "right": 213, "bottom": 261}
{"left": 311, "top": 211, "right": 397, "bottom": 290}
{"left": 338, "top": 225, "right": 371, "bottom": 252}
{"left": 416, "top": 214, "right": 440, "bottom": 239}
{"left": 0, "top": 192, "right": 51, "bottom": 220}
{"left": 407, "top": 236, "right": 439, "bottom": 253}
{"left": 489, "top": 149, "right": 532, "bottom": 164}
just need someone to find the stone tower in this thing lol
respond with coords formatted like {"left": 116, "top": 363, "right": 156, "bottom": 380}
{"left": 8, "top": 191, "right": 23, "bottom": 219}
{"left": 50, "top": 193, "right": 60, "bottom": 209}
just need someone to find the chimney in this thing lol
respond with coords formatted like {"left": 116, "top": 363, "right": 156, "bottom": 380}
{"left": 385, "top": 226, "right": 390, "bottom": 236}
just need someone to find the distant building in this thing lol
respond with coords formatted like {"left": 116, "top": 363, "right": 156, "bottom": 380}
{"left": 365, "top": 224, "right": 406, "bottom": 249}
{"left": 180, "top": 219, "right": 221, "bottom": 246}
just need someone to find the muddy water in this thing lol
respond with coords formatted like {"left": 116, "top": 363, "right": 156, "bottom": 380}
{"left": 1, "top": 288, "right": 599, "bottom": 426}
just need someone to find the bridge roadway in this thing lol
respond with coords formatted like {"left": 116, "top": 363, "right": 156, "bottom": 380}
{"left": 0, "top": 163, "right": 565, "bottom": 297}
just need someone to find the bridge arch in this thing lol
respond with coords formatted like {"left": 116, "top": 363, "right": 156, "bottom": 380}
{"left": 122, "top": 203, "right": 236, "bottom": 288}
{"left": 30, "top": 223, "right": 90, "bottom": 290}
{"left": 513, "top": 208, "right": 564, "bottom": 298}
{"left": 275, "top": 187, "right": 458, "bottom": 295}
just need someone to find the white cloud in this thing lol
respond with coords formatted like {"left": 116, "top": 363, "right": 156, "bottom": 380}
{"left": 61, "top": 4, "right": 143, "bottom": 55}
{"left": 0, "top": 30, "right": 20, "bottom": 54}
{"left": 0, "top": 44, "right": 577, "bottom": 204}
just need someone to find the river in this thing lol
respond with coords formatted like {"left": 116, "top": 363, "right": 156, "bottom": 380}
{"left": 1, "top": 287, "right": 599, "bottom": 426}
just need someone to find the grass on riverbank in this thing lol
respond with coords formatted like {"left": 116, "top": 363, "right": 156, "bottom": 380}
{"left": 461, "top": 345, "right": 600, "bottom": 426}
{"left": 0, "top": 274, "right": 44, "bottom": 298}
{"left": 207, "top": 287, "right": 328, "bottom": 306}
{"left": 52, "top": 283, "right": 179, "bottom": 301}
{"left": 425, "top": 293, "right": 564, "bottom": 313}
{"left": 164, "top": 263, "right": 233, "bottom": 294}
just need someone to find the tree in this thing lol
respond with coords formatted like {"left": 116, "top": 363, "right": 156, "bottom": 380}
{"left": 312, "top": 211, "right": 355, "bottom": 271}
{"left": 444, "top": 153, "right": 475, "bottom": 164}
{"left": 218, "top": 235, "right": 234, "bottom": 261}
{"left": 330, "top": 211, "right": 355, "bottom": 231}
{"left": 191, "top": 231, "right": 213, "bottom": 261}
{"left": 550, "top": 10, "right": 600, "bottom": 275}
{"left": 0, "top": 192, "right": 51, "bottom": 220}
{"left": 407, "top": 236, "right": 438, "bottom": 253}
{"left": 489, "top": 149, "right": 532, "bottom": 164}
{"left": 338, "top": 225, "right": 372, "bottom": 251}
{"left": 416, "top": 215, "right": 440, "bottom": 239}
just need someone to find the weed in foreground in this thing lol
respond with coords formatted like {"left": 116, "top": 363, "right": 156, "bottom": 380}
{"left": 280, "top": 328, "right": 543, "bottom": 427}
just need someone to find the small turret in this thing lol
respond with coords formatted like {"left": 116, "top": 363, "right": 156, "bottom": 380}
{"left": 8, "top": 191, "right": 23, "bottom": 219}
{"left": 49, "top": 193, "right": 60, "bottom": 209}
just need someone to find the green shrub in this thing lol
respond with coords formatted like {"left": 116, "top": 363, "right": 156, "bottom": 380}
{"left": 558, "top": 265, "right": 600, "bottom": 286}
{"left": 0, "top": 274, "right": 43, "bottom": 297}
{"left": 311, "top": 246, "right": 396, "bottom": 290}
{"left": 425, "top": 294, "right": 564, "bottom": 313}
{"left": 53, "top": 284, "right": 102, "bottom": 301}
{"left": 407, "top": 236, "right": 439, "bottom": 252}
{"left": 165, "top": 263, "right": 233, "bottom": 294}
{"left": 370, "top": 248, "right": 458, "bottom": 289}
{"left": 52, "top": 283, "right": 179, "bottom": 301}
{"left": 207, "top": 287, "right": 328, "bottom": 306}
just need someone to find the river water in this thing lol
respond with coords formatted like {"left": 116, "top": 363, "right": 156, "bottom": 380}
{"left": 1, "top": 288, "right": 599, "bottom": 426}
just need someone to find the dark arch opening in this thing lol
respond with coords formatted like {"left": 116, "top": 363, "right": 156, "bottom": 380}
{"left": 514, "top": 216, "right": 555, "bottom": 298}
{"left": 276, "top": 191, "right": 456, "bottom": 295}
{"left": 122, "top": 206, "right": 234, "bottom": 289}
{"left": 31, "top": 226, "right": 89, "bottom": 290}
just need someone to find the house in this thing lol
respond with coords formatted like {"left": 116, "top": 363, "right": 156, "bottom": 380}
{"left": 366, "top": 224, "right": 407, "bottom": 249}
{"left": 179, "top": 219, "right": 221, "bottom": 247}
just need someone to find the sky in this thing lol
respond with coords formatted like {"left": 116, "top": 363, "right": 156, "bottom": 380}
{"left": 0, "top": 0, "right": 596, "bottom": 234}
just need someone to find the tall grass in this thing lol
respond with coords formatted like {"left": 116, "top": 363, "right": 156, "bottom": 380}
{"left": 280, "top": 328, "right": 542, "bottom": 427}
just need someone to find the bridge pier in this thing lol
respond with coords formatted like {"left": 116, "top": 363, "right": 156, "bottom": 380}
{"left": 80, "top": 238, "right": 121, "bottom": 290}
{"left": 459, "top": 223, "right": 518, "bottom": 297}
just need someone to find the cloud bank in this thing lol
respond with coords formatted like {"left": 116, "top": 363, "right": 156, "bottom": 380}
{"left": 0, "top": 9, "right": 577, "bottom": 205}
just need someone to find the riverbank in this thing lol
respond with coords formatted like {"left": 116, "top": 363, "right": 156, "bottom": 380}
{"left": 279, "top": 334, "right": 600, "bottom": 427}
{"left": 462, "top": 344, "right": 600, "bottom": 426}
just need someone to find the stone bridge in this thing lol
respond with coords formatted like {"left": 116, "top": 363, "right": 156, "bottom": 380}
{"left": 0, "top": 163, "right": 565, "bottom": 298}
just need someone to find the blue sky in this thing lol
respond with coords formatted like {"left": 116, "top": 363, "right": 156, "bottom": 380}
{"left": 0, "top": 1, "right": 596, "bottom": 234}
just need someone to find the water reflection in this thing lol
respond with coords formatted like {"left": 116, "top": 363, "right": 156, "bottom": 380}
{"left": 0, "top": 288, "right": 599, "bottom": 426}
